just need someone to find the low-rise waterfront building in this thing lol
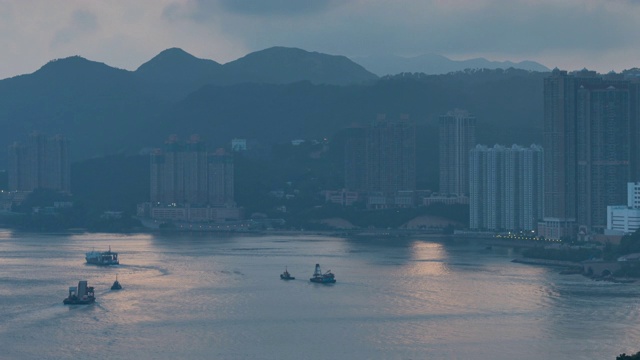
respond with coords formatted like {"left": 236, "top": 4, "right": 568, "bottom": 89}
{"left": 324, "top": 189, "right": 359, "bottom": 206}
{"left": 422, "top": 195, "right": 469, "bottom": 206}
{"left": 137, "top": 203, "right": 242, "bottom": 223}
{"left": 606, "top": 182, "right": 640, "bottom": 235}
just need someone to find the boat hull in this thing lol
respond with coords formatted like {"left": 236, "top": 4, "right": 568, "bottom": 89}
{"left": 280, "top": 275, "right": 295, "bottom": 280}
{"left": 85, "top": 249, "right": 119, "bottom": 266}
{"left": 86, "top": 259, "right": 119, "bottom": 266}
{"left": 63, "top": 297, "right": 95, "bottom": 305}
{"left": 310, "top": 278, "right": 336, "bottom": 284}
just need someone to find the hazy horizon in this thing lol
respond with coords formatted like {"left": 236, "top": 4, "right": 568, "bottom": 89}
{"left": 2, "top": 1, "right": 640, "bottom": 79}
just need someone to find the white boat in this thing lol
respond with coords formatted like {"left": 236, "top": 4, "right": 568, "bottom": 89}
{"left": 85, "top": 246, "right": 119, "bottom": 265}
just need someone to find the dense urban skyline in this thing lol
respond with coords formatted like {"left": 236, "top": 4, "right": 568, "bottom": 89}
{"left": 3, "top": 1, "right": 640, "bottom": 80}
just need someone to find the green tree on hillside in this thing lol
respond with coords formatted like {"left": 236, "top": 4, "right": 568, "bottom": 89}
{"left": 618, "top": 351, "right": 640, "bottom": 360}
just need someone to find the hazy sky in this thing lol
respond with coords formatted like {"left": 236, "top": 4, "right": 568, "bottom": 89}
{"left": 1, "top": 0, "right": 640, "bottom": 79}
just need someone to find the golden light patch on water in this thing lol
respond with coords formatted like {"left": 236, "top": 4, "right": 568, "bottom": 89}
{"left": 406, "top": 241, "right": 450, "bottom": 276}
{"left": 0, "top": 229, "right": 15, "bottom": 239}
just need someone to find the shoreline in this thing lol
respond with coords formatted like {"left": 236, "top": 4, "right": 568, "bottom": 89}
{"left": 510, "top": 257, "right": 582, "bottom": 268}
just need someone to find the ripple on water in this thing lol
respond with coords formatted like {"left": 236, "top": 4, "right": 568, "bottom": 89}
{"left": 2, "top": 233, "right": 640, "bottom": 360}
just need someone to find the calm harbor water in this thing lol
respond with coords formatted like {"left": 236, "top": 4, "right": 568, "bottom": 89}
{"left": 0, "top": 230, "right": 639, "bottom": 359}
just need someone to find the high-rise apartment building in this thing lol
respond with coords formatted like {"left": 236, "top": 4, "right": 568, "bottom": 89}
{"left": 150, "top": 135, "right": 184, "bottom": 204}
{"left": 150, "top": 135, "right": 234, "bottom": 207}
{"left": 343, "top": 114, "right": 416, "bottom": 207}
{"left": 365, "top": 114, "right": 416, "bottom": 196}
{"left": 540, "top": 69, "right": 640, "bottom": 239}
{"left": 470, "top": 144, "right": 543, "bottom": 231}
{"left": 184, "top": 135, "right": 208, "bottom": 205}
{"left": 439, "top": 109, "right": 476, "bottom": 196}
{"left": 208, "top": 148, "right": 235, "bottom": 206}
{"left": 343, "top": 126, "right": 367, "bottom": 192}
{"left": 576, "top": 83, "right": 631, "bottom": 232}
{"left": 8, "top": 133, "right": 70, "bottom": 193}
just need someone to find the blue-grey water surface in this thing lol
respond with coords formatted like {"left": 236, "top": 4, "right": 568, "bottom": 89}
{"left": 1, "top": 230, "right": 639, "bottom": 359}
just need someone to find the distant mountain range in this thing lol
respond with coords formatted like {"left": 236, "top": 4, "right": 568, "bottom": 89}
{"left": 351, "top": 53, "right": 550, "bottom": 76}
{"left": 134, "top": 46, "right": 378, "bottom": 99}
{"left": 0, "top": 46, "right": 548, "bottom": 174}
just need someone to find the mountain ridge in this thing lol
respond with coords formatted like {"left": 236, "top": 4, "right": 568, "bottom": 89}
{"left": 136, "top": 47, "right": 223, "bottom": 79}
{"left": 222, "top": 46, "right": 378, "bottom": 85}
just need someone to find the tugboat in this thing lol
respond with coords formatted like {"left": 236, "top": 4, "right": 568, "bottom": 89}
{"left": 280, "top": 267, "right": 295, "bottom": 280}
{"left": 85, "top": 246, "right": 119, "bottom": 266}
{"left": 309, "top": 263, "right": 336, "bottom": 284}
{"left": 63, "top": 281, "right": 95, "bottom": 305}
{"left": 110, "top": 275, "right": 122, "bottom": 290}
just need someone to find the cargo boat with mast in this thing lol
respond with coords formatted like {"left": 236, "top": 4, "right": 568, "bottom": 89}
{"left": 63, "top": 280, "right": 95, "bottom": 305}
{"left": 310, "top": 263, "right": 336, "bottom": 284}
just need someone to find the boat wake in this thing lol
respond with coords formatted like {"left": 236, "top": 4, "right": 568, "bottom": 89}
{"left": 117, "top": 264, "right": 170, "bottom": 276}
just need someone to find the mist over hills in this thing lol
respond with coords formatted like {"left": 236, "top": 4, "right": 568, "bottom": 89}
{"left": 352, "top": 53, "right": 550, "bottom": 76}
{"left": 0, "top": 46, "right": 546, "bottom": 174}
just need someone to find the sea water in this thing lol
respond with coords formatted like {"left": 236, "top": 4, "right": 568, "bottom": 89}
{"left": 0, "top": 230, "right": 639, "bottom": 360}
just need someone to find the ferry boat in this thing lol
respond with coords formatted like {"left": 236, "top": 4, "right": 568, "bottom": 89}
{"left": 85, "top": 246, "right": 119, "bottom": 266}
{"left": 111, "top": 275, "right": 122, "bottom": 290}
{"left": 63, "top": 281, "right": 95, "bottom": 305}
{"left": 310, "top": 263, "right": 336, "bottom": 284}
{"left": 280, "top": 267, "right": 295, "bottom": 280}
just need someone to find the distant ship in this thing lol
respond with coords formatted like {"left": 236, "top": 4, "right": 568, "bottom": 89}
{"left": 63, "top": 280, "right": 95, "bottom": 305}
{"left": 310, "top": 263, "right": 336, "bottom": 284}
{"left": 111, "top": 275, "right": 122, "bottom": 290}
{"left": 85, "top": 246, "right": 119, "bottom": 265}
{"left": 280, "top": 267, "right": 295, "bottom": 280}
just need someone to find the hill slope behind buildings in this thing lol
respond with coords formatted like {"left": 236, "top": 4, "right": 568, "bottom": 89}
{"left": 0, "top": 48, "right": 545, "bottom": 167}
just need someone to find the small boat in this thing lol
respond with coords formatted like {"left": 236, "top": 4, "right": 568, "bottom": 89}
{"left": 111, "top": 275, "right": 123, "bottom": 290}
{"left": 63, "top": 281, "right": 95, "bottom": 305}
{"left": 310, "top": 263, "right": 336, "bottom": 284}
{"left": 280, "top": 267, "right": 295, "bottom": 280}
{"left": 86, "top": 246, "right": 119, "bottom": 266}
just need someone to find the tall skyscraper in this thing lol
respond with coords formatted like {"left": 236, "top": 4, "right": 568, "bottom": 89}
{"left": 208, "top": 148, "right": 235, "bottom": 206}
{"left": 8, "top": 142, "right": 27, "bottom": 192}
{"left": 46, "top": 135, "right": 71, "bottom": 193}
{"left": 159, "top": 135, "right": 184, "bottom": 203}
{"left": 149, "top": 148, "right": 165, "bottom": 203}
{"left": 8, "top": 133, "right": 70, "bottom": 193}
{"left": 439, "top": 109, "right": 476, "bottom": 196}
{"left": 184, "top": 135, "right": 208, "bottom": 205}
{"left": 542, "top": 70, "right": 579, "bottom": 232}
{"left": 365, "top": 114, "right": 416, "bottom": 195}
{"left": 470, "top": 144, "right": 543, "bottom": 231}
{"left": 540, "top": 69, "right": 639, "bottom": 239}
{"left": 343, "top": 126, "right": 367, "bottom": 192}
{"left": 343, "top": 114, "right": 416, "bottom": 207}
{"left": 576, "top": 83, "right": 631, "bottom": 232}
